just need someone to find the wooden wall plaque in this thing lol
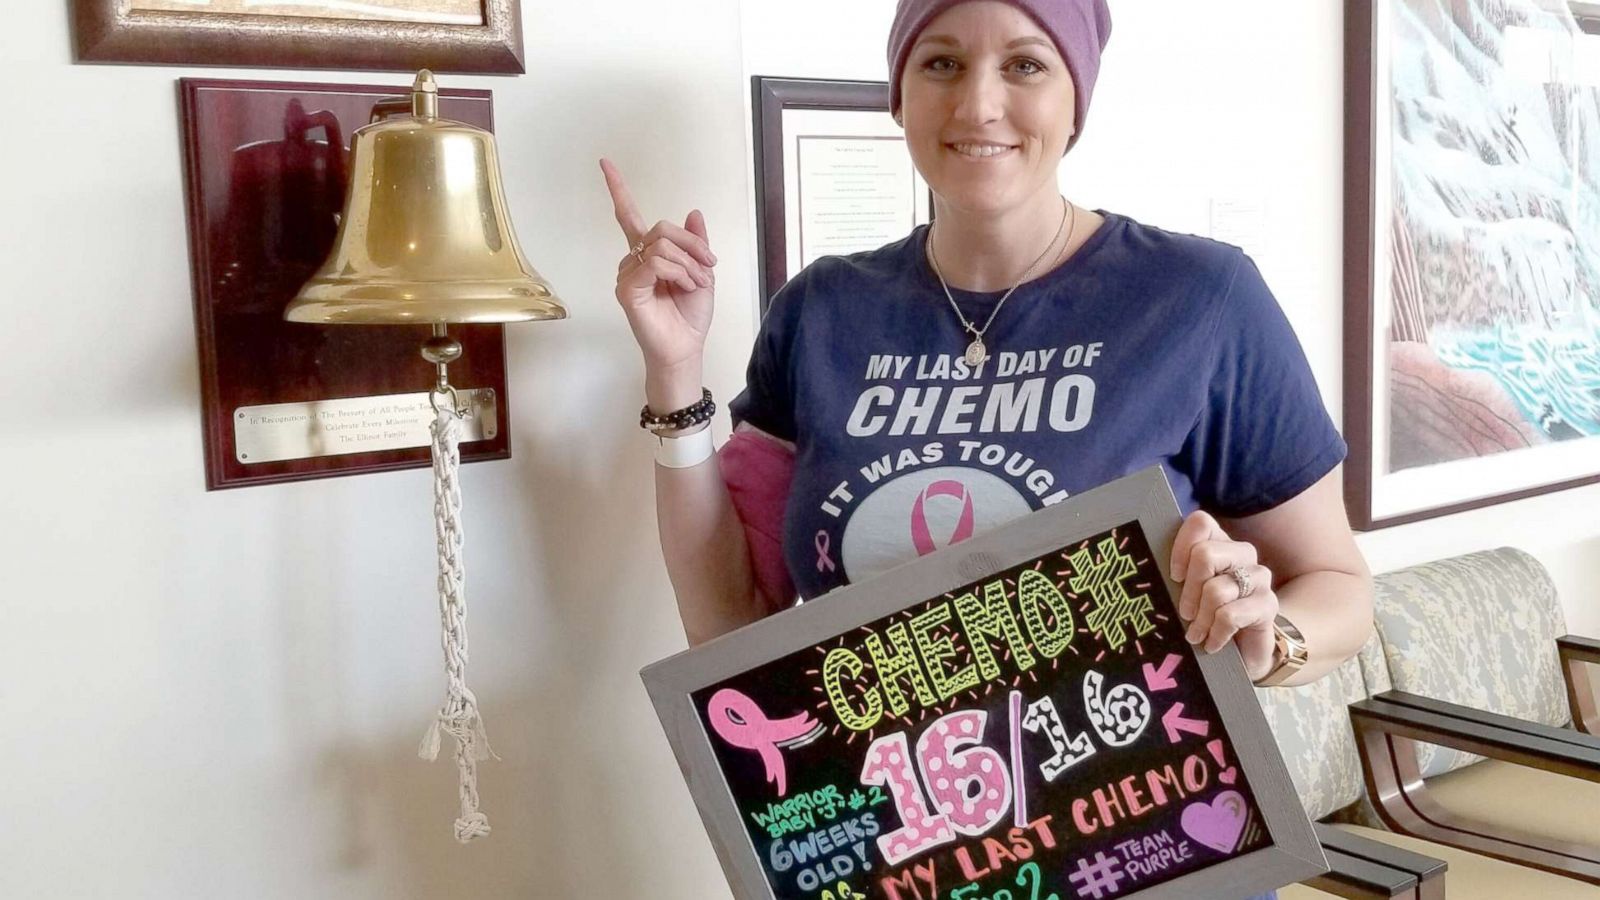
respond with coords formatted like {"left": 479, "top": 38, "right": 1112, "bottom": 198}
{"left": 179, "top": 77, "right": 512, "bottom": 490}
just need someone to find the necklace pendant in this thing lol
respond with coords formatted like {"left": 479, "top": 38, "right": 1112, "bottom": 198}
{"left": 964, "top": 338, "right": 988, "bottom": 367}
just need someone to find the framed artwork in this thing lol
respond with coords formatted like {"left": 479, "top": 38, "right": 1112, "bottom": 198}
{"left": 1344, "top": 0, "right": 1600, "bottom": 529}
{"left": 753, "top": 77, "right": 935, "bottom": 315}
{"left": 642, "top": 466, "right": 1325, "bottom": 900}
{"left": 71, "top": 0, "right": 524, "bottom": 73}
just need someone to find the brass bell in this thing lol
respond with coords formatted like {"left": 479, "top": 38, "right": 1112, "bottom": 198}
{"left": 285, "top": 69, "right": 566, "bottom": 325}
{"left": 280, "top": 72, "right": 561, "bottom": 844}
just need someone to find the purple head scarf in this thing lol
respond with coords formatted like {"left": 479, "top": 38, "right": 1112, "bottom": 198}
{"left": 887, "top": 0, "right": 1112, "bottom": 151}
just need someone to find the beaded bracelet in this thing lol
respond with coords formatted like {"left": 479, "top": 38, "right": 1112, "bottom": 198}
{"left": 640, "top": 388, "right": 716, "bottom": 433}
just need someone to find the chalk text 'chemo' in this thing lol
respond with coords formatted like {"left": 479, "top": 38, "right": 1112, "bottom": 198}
{"left": 820, "top": 570, "right": 1076, "bottom": 732}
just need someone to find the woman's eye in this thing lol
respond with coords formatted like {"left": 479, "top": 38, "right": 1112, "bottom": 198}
{"left": 919, "top": 55, "right": 1045, "bottom": 75}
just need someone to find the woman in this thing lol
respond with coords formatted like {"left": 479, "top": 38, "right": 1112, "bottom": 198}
{"left": 605, "top": 2, "right": 1371, "bottom": 890}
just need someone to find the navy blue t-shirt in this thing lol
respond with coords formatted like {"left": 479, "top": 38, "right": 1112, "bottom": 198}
{"left": 731, "top": 212, "right": 1346, "bottom": 602}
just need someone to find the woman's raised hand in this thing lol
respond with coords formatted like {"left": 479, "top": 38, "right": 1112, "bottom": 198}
{"left": 600, "top": 158, "right": 718, "bottom": 408}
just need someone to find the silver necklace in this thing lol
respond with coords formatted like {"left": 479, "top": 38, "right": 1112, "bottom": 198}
{"left": 927, "top": 197, "right": 1075, "bottom": 367}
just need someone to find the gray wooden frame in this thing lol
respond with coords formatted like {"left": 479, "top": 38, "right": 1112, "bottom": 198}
{"left": 641, "top": 465, "right": 1327, "bottom": 899}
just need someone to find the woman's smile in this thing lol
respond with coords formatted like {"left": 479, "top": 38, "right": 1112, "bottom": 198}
{"left": 947, "top": 141, "right": 1020, "bottom": 160}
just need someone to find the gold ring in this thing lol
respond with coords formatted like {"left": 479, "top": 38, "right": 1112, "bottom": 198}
{"left": 630, "top": 240, "right": 646, "bottom": 265}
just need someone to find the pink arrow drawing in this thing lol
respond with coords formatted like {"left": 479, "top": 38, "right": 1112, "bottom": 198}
{"left": 1142, "top": 654, "right": 1182, "bottom": 692}
{"left": 705, "top": 688, "right": 824, "bottom": 797}
{"left": 1161, "top": 703, "right": 1211, "bottom": 744}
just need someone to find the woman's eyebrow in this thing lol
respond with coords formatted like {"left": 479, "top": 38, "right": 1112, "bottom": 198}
{"left": 913, "top": 34, "right": 1057, "bottom": 52}
{"left": 1005, "top": 36, "right": 1055, "bottom": 50}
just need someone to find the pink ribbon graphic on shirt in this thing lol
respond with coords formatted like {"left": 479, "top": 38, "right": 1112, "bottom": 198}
{"left": 814, "top": 530, "right": 837, "bottom": 573}
{"left": 705, "top": 688, "right": 824, "bottom": 797}
{"left": 910, "top": 479, "right": 976, "bottom": 556}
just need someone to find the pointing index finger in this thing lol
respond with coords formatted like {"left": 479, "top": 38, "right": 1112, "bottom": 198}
{"left": 599, "top": 157, "right": 647, "bottom": 245}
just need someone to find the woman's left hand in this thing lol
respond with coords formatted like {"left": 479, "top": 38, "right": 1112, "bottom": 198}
{"left": 1169, "top": 510, "right": 1279, "bottom": 682}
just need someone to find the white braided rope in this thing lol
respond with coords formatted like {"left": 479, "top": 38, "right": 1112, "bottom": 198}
{"left": 418, "top": 404, "right": 498, "bottom": 843}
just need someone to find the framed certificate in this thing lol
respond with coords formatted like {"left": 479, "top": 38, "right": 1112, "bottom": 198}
{"left": 641, "top": 466, "right": 1325, "bottom": 900}
{"left": 753, "top": 77, "right": 935, "bottom": 315}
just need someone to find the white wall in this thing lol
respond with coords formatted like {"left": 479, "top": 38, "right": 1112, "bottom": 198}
{"left": 2, "top": 2, "right": 748, "bottom": 897}
{"left": 1, "top": 1, "right": 1594, "bottom": 897}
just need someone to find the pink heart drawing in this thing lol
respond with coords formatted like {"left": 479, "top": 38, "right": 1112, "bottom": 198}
{"left": 1181, "top": 790, "right": 1249, "bottom": 854}
{"left": 1219, "top": 766, "right": 1238, "bottom": 785}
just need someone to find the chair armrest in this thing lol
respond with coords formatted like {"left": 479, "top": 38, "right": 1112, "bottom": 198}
{"left": 1309, "top": 848, "right": 1420, "bottom": 899}
{"left": 1348, "top": 695, "right": 1600, "bottom": 884}
{"left": 1304, "top": 823, "right": 1446, "bottom": 899}
{"left": 1561, "top": 635, "right": 1600, "bottom": 663}
{"left": 1559, "top": 635, "right": 1600, "bottom": 735}
{"left": 1374, "top": 690, "right": 1598, "bottom": 752}
{"left": 1353, "top": 694, "right": 1600, "bottom": 782}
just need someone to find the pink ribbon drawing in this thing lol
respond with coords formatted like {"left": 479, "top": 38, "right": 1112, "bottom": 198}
{"left": 814, "top": 530, "right": 837, "bottom": 573}
{"left": 706, "top": 688, "right": 824, "bottom": 797}
{"left": 910, "top": 479, "right": 976, "bottom": 556}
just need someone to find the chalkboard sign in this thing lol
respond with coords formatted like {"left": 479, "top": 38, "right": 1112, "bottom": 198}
{"left": 642, "top": 467, "right": 1325, "bottom": 900}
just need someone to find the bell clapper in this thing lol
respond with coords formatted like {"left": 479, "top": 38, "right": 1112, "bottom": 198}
{"left": 422, "top": 323, "right": 466, "bottom": 416}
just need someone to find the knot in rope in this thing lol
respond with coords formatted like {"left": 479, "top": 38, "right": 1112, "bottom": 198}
{"left": 454, "top": 812, "right": 492, "bottom": 842}
{"left": 420, "top": 403, "right": 495, "bottom": 844}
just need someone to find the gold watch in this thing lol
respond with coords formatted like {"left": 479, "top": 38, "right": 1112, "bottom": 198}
{"left": 1253, "top": 614, "right": 1308, "bottom": 687}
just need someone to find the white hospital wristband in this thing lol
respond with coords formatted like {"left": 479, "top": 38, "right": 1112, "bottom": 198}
{"left": 653, "top": 423, "right": 715, "bottom": 468}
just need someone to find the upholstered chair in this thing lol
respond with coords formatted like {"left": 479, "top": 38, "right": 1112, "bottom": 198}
{"left": 1348, "top": 547, "right": 1600, "bottom": 882}
{"left": 1256, "top": 614, "right": 1599, "bottom": 898}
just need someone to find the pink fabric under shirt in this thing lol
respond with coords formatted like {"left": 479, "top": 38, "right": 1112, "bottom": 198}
{"left": 717, "top": 428, "right": 797, "bottom": 613}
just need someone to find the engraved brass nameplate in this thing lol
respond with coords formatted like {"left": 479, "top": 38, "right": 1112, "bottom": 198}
{"left": 234, "top": 390, "right": 497, "bottom": 464}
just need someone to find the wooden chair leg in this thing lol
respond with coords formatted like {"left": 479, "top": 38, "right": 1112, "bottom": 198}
{"left": 1563, "top": 651, "right": 1599, "bottom": 736}
{"left": 1352, "top": 714, "right": 1600, "bottom": 884}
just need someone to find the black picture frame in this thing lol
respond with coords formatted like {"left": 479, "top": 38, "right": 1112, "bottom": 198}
{"left": 752, "top": 76, "right": 934, "bottom": 316}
